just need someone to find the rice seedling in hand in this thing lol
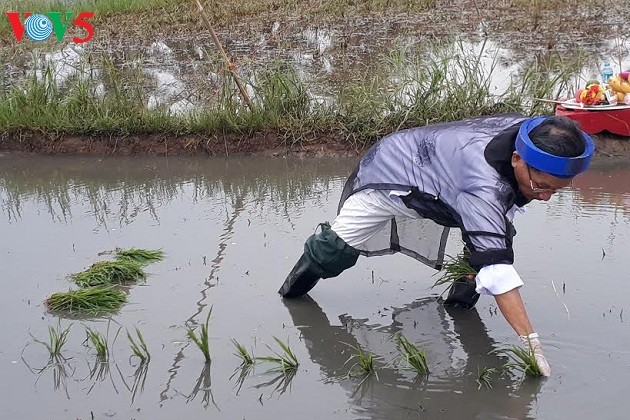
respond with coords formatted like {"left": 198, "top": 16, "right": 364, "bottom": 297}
{"left": 342, "top": 342, "right": 377, "bottom": 380}
{"left": 256, "top": 337, "right": 299, "bottom": 374}
{"left": 70, "top": 260, "right": 146, "bottom": 287}
{"left": 127, "top": 327, "right": 150, "bottom": 363}
{"left": 187, "top": 308, "right": 213, "bottom": 363}
{"left": 30, "top": 323, "right": 72, "bottom": 359}
{"left": 45, "top": 287, "right": 127, "bottom": 314}
{"left": 494, "top": 345, "right": 544, "bottom": 377}
{"left": 431, "top": 252, "right": 477, "bottom": 296}
{"left": 395, "top": 333, "right": 429, "bottom": 375}
{"left": 115, "top": 248, "right": 165, "bottom": 265}
{"left": 476, "top": 366, "right": 496, "bottom": 389}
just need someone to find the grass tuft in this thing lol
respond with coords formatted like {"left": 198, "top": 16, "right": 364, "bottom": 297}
{"left": 256, "top": 337, "right": 299, "bottom": 374}
{"left": 186, "top": 308, "right": 213, "bottom": 363}
{"left": 395, "top": 333, "right": 429, "bottom": 374}
{"left": 45, "top": 287, "right": 127, "bottom": 314}
{"left": 115, "top": 248, "right": 165, "bottom": 265}
{"left": 70, "top": 260, "right": 146, "bottom": 288}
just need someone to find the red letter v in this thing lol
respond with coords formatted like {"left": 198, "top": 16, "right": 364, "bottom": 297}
{"left": 5, "top": 12, "right": 32, "bottom": 41}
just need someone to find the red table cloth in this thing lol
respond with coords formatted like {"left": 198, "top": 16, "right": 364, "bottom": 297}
{"left": 555, "top": 105, "right": 630, "bottom": 136}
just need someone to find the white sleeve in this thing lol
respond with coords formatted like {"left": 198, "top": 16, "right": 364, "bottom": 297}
{"left": 474, "top": 264, "right": 524, "bottom": 295}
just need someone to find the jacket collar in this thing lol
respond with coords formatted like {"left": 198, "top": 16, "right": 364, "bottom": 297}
{"left": 484, "top": 123, "right": 531, "bottom": 207}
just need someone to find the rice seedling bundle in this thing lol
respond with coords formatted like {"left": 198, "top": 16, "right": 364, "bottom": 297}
{"left": 70, "top": 260, "right": 146, "bottom": 287}
{"left": 495, "top": 345, "right": 544, "bottom": 377}
{"left": 187, "top": 308, "right": 213, "bottom": 363}
{"left": 432, "top": 252, "right": 477, "bottom": 294}
{"left": 115, "top": 248, "right": 165, "bottom": 265}
{"left": 256, "top": 337, "right": 299, "bottom": 373}
{"left": 395, "top": 333, "right": 429, "bottom": 374}
{"left": 45, "top": 287, "right": 127, "bottom": 314}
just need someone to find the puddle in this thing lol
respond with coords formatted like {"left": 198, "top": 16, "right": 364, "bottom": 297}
{"left": 0, "top": 154, "right": 629, "bottom": 419}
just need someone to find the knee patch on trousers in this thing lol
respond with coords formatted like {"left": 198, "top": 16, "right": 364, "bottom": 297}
{"left": 304, "top": 222, "right": 360, "bottom": 279}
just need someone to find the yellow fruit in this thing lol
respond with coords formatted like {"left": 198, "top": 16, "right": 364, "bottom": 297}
{"left": 617, "top": 91, "right": 626, "bottom": 102}
{"left": 608, "top": 75, "right": 622, "bottom": 92}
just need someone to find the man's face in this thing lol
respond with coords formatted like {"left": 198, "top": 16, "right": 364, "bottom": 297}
{"left": 511, "top": 152, "right": 573, "bottom": 201}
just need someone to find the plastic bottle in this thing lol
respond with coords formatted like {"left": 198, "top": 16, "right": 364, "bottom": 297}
{"left": 601, "top": 60, "right": 614, "bottom": 84}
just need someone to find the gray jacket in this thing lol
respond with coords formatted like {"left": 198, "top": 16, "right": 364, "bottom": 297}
{"left": 339, "top": 114, "right": 529, "bottom": 269}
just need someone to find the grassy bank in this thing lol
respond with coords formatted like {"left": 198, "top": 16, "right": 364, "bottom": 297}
{"left": 0, "top": 39, "right": 578, "bottom": 150}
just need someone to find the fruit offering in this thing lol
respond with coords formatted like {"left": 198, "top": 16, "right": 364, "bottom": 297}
{"left": 608, "top": 71, "right": 630, "bottom": 104}
{"left": 576, "top": 81, "right": 606, "bottom": 106}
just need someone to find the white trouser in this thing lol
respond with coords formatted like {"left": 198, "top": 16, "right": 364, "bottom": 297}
{"left": 330, "top": 189, "right": 523, "bottom": 295}
{"left": 330, "top": 189, "right": 418, "bottom": 248}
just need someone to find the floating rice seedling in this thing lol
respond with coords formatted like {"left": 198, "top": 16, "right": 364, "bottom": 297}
{"left": 342, "top": 342, "right": 377, "bottom": 380}
{"left": 30, "top": 323, "right": 72, "bottom": 358}
{"left": 256, "top": 337, "right": 299, "bottom": 374}
{"left": 127, "top": 327, "right": 150, "bottom": 363}
{"left": 85, "top": 326, "right": 109, "bottom": 360}
{"left": 115, "top": 248, "right": 165, "bottom": 265}
{"left": 431, "top": 252, "right": 477, "bottom": 296}
{"left": 45, "top": 287, "right": 127, "bottom": 314}
{"left": 395, "top": 333, "right": 429, "bottom": 375}
{"left": 187, "top": 308, "right": 213, "bottom": 363}
{"left": 71, "top": 260, "right": 146, "bottom": 288}
{"left": 476, "top": 366, "right": 496, "bottom": 389}
{"left": 495, "top": 345, "right": 543, "bottom": 377}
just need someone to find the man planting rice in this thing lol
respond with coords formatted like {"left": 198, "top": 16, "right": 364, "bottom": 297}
{"left": 279, "top": 114, "right": 595, "bottom": 377}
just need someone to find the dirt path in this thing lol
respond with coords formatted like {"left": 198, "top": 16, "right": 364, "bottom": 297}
{"left": 0, "top": 130, "right": 628, "bottom": 159}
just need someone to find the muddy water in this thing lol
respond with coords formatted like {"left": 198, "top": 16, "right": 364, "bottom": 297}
{"left": 0, "top": 155, "right": 629, "bottom": 420}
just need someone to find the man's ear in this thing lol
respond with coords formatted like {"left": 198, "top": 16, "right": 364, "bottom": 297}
{"left": 511, "top": 151, "right": 522, "bottom": 168}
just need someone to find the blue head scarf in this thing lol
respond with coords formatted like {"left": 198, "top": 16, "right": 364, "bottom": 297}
{"left": 515, "top": 116, "right": 595, "bottom": 178}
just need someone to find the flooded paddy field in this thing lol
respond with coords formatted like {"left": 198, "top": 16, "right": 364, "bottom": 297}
{"left": 1, "top": 154, "right": 629, "bottom": 419}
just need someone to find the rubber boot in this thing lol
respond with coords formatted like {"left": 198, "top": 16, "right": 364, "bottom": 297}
{"left": 443, "top": 278, "right": 480, "bottom": 309}
{"left": 278, "top": 253, "right": 323, "bottom": 298}
{"left": 279, "top": 223, "right": 360, "bottom": 298}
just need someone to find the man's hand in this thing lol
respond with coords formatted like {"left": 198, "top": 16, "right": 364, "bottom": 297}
{"left": 519, "top": 333, "right": 551, "bottom": 377}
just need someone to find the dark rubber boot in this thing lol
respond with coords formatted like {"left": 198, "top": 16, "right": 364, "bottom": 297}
{"left": 443, "top": 278, "right": 480, "bottom": 309}
{"left": 278, "top": 254, "right": 322, "bottom": 298}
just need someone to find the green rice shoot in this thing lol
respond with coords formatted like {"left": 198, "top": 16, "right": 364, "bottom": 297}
{"left": 115, "top": 248, "right": 165, "bottom": 265}
{"left": 186, "top": 308, "right": 213, "bottom": 363}
{"left": 45, "top": 287, "right": 127, "bottom": 314}
{"left": 476, "top": 366, "right": 496, "bottom": 389}
{"left": 432, "top": 252, "right": 477, "bottom": 296}
{"left": 30, "top": 323, "right": 71, "bottom": 358}
{"left": 127, "top": 327, "right": 150, "bottom": 363}
{"left": 495, "top": 344, "right": 543, "bottom": 377}
{"left": 231, "top": 338, "right": 255, "bottom": 368}
{"left": 395, "top": 333, "right": 429, "bottom": 375}
{"left": 256, "top": 337, "right": 299, "bottom": 374}
{"left": 85, "top": 326, "right": 109, "bottom": 360}
{"left": 342, "top": 342, "right": 377, "bottom": 379}
{"left": 70, "top": 260, "right": 146, "bottom": 287}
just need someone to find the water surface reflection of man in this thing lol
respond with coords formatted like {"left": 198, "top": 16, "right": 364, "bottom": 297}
{"left": 284, "top": 297, "right": 542, "bottom": 419}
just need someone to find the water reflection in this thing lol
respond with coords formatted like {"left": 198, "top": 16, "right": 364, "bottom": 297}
{"left": 284, "top": 297, "right": 542, "bottom": 419}
{"left": 0, "top": 156, "right": 348, "bottom": 226}
{"left": 574, "top": 164, "right": 630, "bottom": 215}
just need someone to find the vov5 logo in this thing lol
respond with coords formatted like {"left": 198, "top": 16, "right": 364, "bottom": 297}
{"left": 5, "top": 11, "right": 94, "bottom": 43}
